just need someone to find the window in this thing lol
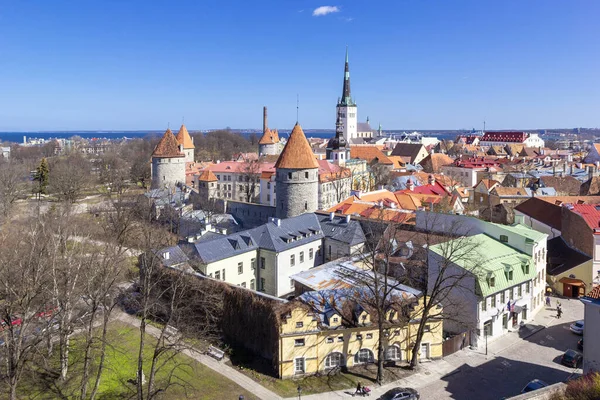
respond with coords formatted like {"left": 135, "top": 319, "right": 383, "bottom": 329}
{"left": 424, "top": 324, "right": 431, "bottom": 332}
{"left": 509, "top": 288, "right": 514, "bottom": 300}
{"left": 366, "top": 333, "right": 373, "bottom": 339}
{"left": 354, "top": 349, "right": 374, "bottom": 364}
{"left": 290, "top": 254, "right": 295, "bottom": 266}
{"left": 296, "top": 322, "right": 304, "bottom": 328}
{"left": 290, "top": 279, "right": 294, "bottom": 289}
{"left": 526, "top": 282, "right": 530, "bottom": 294}
{"left": 215, "top": 271, "right": 220, "bottom": 280}
{"left": 482, "top": 299, "right": 487, "bottom": 312}
{"left": 228, "top": 175, "right": 231, "bottom": 181}
{"left": 294, "top": 338, "right": 305, "bottom": 347}
{"left": 300, "top": 251, "right": 304, "bottom": 263}
{"left": 333, "top": 317, "right": 339, "bottom": 323}
{"left": 356, "top": 334, "right": 363, "bottom": 340}
{"left": 222, "top": 269, "right": 226, "bottom": 280}
{"left": 267, "top": 182, "right": 270, "bottom": 189}
{"left": 309, "top": 248, "right": 314, "bottom": 260}
{"left": 305, "top": 202, "right": 307, "bottom": 211}
{"left": 241, "top": 282, "right": 246, "bottom": 288}
{"left": 500, "top": 235, "right": 508, "bottom": 243}
{"left": 238, "top": 262, "right": 243, "bottom": 275}
{"left": 325, "top": 352, "right": 344, "bottom": 369}
{"left": 326, "top": 337, "right": 334, "bottom": 344}
{"left": 518, "top": 285, "right": 522, "bottom": 297}
{"left": 288, "top": 172, "right": 292, "bottom": 179}
{"left": 489, "top": 277, "right": 495, "bottom": 287}
{"left": 305, "top": 171, "right": 309, "bottom": 179}
{"left": 385, "top": 345, "right": 401, "bottom": 361}
{"left": 337, "top": 336, "right": 344, "bottom": 342}
{"left": 250, "top": 279, "right": 255, "bottom": 290}
{"left": 251, "top": 258, "right": 256, "bottom": 270}
{"left": 523, "top": 263, "right": 530, "bottom": 274}
{"left": 260, "top": 278, "right": 265, "bottom": 291}
{"left": 491, "top": 295, "right": 496, "bottom": 308}
{"left": 261, "top": 257, "right": 266, "bottom": 269}
{"left": 294, "top": 358, "right": 305, "bottom": 374}
{"left": 267, "top": 194, "right": 270, "bottom": 201}
{"left": 508, "top": 270, "right": 513, "bottom": 280}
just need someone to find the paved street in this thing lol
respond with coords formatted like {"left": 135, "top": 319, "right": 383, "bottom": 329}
{"left": 418, "top": 297, "right": 584, "bottom": 400}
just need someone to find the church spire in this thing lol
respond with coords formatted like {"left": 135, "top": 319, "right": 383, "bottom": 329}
{"left": 339, "top": 46, "right": 354, "bottom": 106}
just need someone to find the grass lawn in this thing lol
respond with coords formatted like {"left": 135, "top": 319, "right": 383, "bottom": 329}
{"left": 16, "top": 321, "right": 258, "bottom": 400}
{"left": 229, "top": 349, "right": 412, "bottom": 398}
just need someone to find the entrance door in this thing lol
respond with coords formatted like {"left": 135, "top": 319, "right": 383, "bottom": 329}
{"left": 420, "top": 343, "right": 430, "bottom": 359}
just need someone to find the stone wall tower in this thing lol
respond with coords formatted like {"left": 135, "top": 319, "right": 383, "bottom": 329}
{"left": 151, "top": 128, "right": 186, "bottom": 189}
{"left": 175, "top": 124, "right": 195, "bottom": 162}
{"left": 336, "top": 47, "right": 357, "bottom": 143}
{"left": 258, "top": 106, "right": 281, "bottom": 156}
{"left": 197, "top": 168, "right": 217, "bottom": 203}
{"left": 275, "top": 122, "right": 319, "bottom": 219}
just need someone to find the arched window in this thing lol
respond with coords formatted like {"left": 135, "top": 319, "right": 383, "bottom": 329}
{"left": 385, "top": 345, "right": 401, "bottom": 361}
{"left": 354, "top": 348, "right": 374, "bottom": 364}
{"left": 325, "top": 352, "right": 344, "bottom": 369}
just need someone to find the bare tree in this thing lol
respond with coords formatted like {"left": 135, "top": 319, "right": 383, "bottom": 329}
{"left": 370, "top": 163, "right": 391, "bottom": 190}
{"left": 238, "top": 159, "right": 261, "bottom": 203}
{"left": 0, "top": 159, "right": 29, "bottom": 219}
{"left": 326, "top": 166, "right": 352, "bottom": 204}
{"left": 49, "top": 153, "right": 92, "bottom": 203}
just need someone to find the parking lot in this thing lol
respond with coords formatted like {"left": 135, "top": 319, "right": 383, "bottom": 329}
{"left": 418, "top": 297, "right": 584, "bottom": 400}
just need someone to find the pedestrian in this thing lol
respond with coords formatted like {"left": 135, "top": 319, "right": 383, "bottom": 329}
{"left": 557, "top": 306, "right": 562, "bottom": 319}
{"left": 546, "top": 295, "right": 551, "bottom": 307}
{"left": 557, "top": 300, "right": 562, "bottom": 308}
{"left": 354, "top": 382, "right": 362, "bottom": 397}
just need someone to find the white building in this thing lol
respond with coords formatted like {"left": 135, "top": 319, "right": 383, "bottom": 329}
{"left": 581, "top": 286, "right": 600, "bottom": 374}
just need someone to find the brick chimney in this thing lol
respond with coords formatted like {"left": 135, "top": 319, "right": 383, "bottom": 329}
{"left": 263, "top": 106, "right": 268, "bottom": 135}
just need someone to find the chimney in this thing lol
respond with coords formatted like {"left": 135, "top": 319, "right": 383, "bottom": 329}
{"left": 552, "top": 165, "right": 556, "bottom": 176}
{"left": 345, "top": 215, "right": 351, "bottom": 224}
{"left": 329, "top": 212, "right": 335, "bottom": 221}
{"left": 407, "top": 178, "right": 415, "bottom": 191}
{"left": 263, "top": 106, "right": 268, "bottom": 135}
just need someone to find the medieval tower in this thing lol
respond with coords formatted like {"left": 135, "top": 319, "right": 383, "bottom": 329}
{"left": 326, "top": 115, "right": 349, "bottom": 165}
{"left": 275, "top": 122, "right": 319, "bottom": 219}
{"left": 151, "top": 128, "right": 186, "bottom": 189}
{"left": 258, "top": 106, "right": 281, "bottom": 156}
{"left": 197, "top": 168, "right": 218, "bottom": 203}
{"left": 336, "top": 47, "right": 357, "bottom": 143}
{"left": 175, "top": 124, "right": 195, "bottom": 162}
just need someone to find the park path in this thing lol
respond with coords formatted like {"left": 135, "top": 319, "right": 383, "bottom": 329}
{"left": 115, "top": 311, "right": 283, "bottom": 400}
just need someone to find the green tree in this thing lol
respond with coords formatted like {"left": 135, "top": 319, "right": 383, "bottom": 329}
{"left": 34, "top": 158, "right": 49, "bottom": 198}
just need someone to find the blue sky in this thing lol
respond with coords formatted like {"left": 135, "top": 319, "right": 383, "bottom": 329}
{"left": 0, "top": 0, "right": 598, "bottom": 131}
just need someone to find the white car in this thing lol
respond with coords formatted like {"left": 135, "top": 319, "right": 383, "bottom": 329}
{"left": 570, "top": 320, "right": 584, "bottom": 335}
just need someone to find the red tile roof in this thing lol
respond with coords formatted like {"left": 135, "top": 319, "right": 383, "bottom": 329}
{"left": 152, "top": 129, "right": 185, "bottom": 158}
{"left": 204, "top": 161, "right": 275, "bottom": 174}
{"left": 258, "top": 128, "right": 280, "bottom": 145}
{"left": 481, "top": 131, "right": 527, "bottom": 143}
{"left": 275, "top": 123, "right": 319, "bottom": 169}
{"left": 198, "top": 169, "right": 218, "bottom": 182}
{"left": 350, "top": 146, "right": 393, "bottom": 165}
{"left": 569, "top": 204, "right": 600, "bottom": 233}
{"left": 585, "top": 285, "right": 600, "bottom": 299}
{"left": 175, "top": 124, "right": 194, "bottom": 149}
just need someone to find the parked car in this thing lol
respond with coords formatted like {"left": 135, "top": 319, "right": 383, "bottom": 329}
{"left": 578, "top": 338, "right": 584, "bottom": 351}
{"left": 378, "top": 387, "right": 420, "bottom": 400}
{"left": 570, "top": 320, "right": 584, "bottom": 335}
{"left": 521, "top": 379, "right": 549, "bottom": 393}
{"left": 561, "top": 349, "right": 582, "bottom": 368}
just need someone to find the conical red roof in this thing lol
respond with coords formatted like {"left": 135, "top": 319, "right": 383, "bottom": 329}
{"left": 275, "top": 123, "right": 318, "bottom": 169}
{"left": 259, "top": 128, "right": 280, "bottom": 145}
{"left": 198, "top": 169, "right": 218, "bottom": 182}
{"left": 176, "top": 124, "right": 194, "bottom": 149}
{"left": 152, "top": 129, "right": 185, "bottom": 158}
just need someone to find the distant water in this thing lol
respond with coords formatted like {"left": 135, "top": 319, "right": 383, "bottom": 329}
{"left": 0, "top": 130, "right": 458, "bottom": 144}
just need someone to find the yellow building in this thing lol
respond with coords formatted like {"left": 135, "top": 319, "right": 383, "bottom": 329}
{"left": 277, "top": 295, "right": 443, "bottom": 378}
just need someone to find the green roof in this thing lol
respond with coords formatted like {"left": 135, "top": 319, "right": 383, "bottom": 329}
{"left": 491, "top": 223, "right": 547, "bottom": 242}
{"left": 430, "top": 233, "right": 536, "bottom": 297}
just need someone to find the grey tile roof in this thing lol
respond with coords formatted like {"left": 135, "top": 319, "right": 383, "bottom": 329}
{"left": 357, "top": 122, "right": 373, "bottom": 132}
{"left": 154, "top": 246, "right": 190, "bottom": 268}
{"left": 317, "top": 214, "right": 366, "bottom": 246}
{"left": 246, "top": 213, "right": 324, "bottom": 253}
{"left": 193, "top": 232, "right": 257, "bottom": 263}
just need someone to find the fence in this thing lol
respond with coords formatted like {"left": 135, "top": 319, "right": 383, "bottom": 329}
{"left": 442, "top": 330, "right": 471, "bottom": 357}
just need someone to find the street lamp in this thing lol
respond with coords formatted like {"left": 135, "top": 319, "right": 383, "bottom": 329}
{"left": 297, "top": 385, "right": 302, "bottom": 400}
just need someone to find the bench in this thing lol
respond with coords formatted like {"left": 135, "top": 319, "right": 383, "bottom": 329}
{"left": 164, "top": 325, "right": 179, "bottom": 338}
{"left": 207, "top": 345, "right": 225, "bottom": 361}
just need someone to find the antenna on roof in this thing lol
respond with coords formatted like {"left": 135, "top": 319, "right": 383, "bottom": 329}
{"left": 483, "top": 120, "right": 486, "bottom": 133}
{"left": 296, "top": 94, "right": 299, "bottom": 123}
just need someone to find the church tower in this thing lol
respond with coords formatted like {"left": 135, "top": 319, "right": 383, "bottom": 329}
{"left": 275, "top": 123, "right": 319, "bottom": 219}
{"left": 326, "top": 115, "right": 349, "bottom": 165}
{"left": 336, "top": 47, "right": 357, "bottom": 143}
{"left": 175, "top": 124, "right": 195, "bottom": 162}
{"left": 151, "top": 128, "right": 186, "bottom": 189}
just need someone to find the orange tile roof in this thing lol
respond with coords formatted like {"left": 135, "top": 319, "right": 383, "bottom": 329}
{"left": 477, "top": 178, "right": 501, "bottom": 190}
{"left": 275, "top": 123, "right": 319, "bottom": 169}
{"left": 152, "top": 129, "right": 185, "bottom": 158}
{"left": 198, "top": 169, "right": 218, "bottom": 182}
{"left": 387, "top": 156, "right": 406, "bottom": 169}
{"left": 175, "top": 124, "right": 194, "bottom": 149}
{"left": 258, "top": 128, "right": 280, "bottom": 145}
{"left": 350, "top": 146, "right": 393, "bottom": 164}
{"left": 586, "top": 285, "right": 600, "bottom": 299}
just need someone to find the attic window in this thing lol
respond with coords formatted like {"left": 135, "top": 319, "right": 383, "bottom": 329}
{"left": 500, "top": 235, "right": 508, "bottom": 243}
{"left": 489, "top": 276, "right": 495, "bottom": 287}
{"left": 332, "top": 317, "right": 339, "bottom": 323}
{"left": 522, "top": 263, "right": 530, "bottom": 274}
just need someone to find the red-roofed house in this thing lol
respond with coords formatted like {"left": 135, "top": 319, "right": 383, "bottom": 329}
{"left": 480, "top": 131, "right": 545, "bottom": 148}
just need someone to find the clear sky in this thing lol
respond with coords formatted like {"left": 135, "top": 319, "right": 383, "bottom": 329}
{"left": 0, "top": 0, "right": 598, "bottom": 131}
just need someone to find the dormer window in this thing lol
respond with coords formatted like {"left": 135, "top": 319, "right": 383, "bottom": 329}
{"left": 500, "top": 235, "right": 508, "bottom": 243}
{"left": 522, "top": 263, "right": 529, "bottom": 274}
{"left": 489, "top": 276, "right": 495, "bottom": 287}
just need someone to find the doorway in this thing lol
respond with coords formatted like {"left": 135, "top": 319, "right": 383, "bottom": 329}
{"left": 420, "top": 343, "right": 430, "bottom": 359}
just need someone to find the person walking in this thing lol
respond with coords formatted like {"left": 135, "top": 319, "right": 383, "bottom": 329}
{"left": 557, "top": 305, "right": 562, "bottom": 319}
{"left": 546, "top": 295, "right": 551, "bottom": 307}
{"left": 354, "top": 382, "right": 362, "bottom": 397}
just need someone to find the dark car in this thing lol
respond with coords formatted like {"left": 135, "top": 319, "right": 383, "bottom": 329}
{"left": 521, "top": 379, "right": 549, "bottom": 393}
{"left": 561, "top": 349, "right": 582, "bottom": 368}
{"left": 578, "top": 338, "right": 584, "bottom": 351}
{"left": 379, "top": 387, "right": 420, "bottom": 400}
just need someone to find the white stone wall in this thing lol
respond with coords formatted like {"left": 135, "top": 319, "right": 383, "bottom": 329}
{"left": 202, "top": 250, "right": 258, "bottom": 288}
{"left": 583, "top": 300, "right": 600, "bottom": 374}
{"left": 259, "top": 143, "right": 279, "bottom": 156}
{"left": 274, "top": 241, "right": 323, "bottom": 297}
{"left": 275, "top": 168, "right": 319, "bottom": 219}
{"left": 337, "top": 105, "right": 357, "bottom": 142}
{"left": 151, "top": 157, "right": 186, "bottom": 189}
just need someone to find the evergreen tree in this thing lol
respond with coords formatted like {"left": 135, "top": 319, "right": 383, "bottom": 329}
{"left": 34, "top": 157, "right": 49, "bottom": 197}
